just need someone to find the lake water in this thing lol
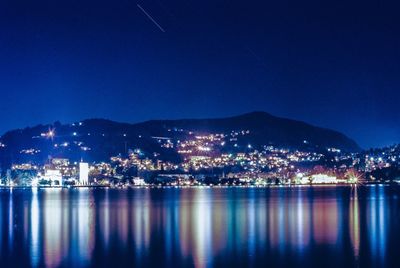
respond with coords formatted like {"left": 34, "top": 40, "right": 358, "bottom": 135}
{"left": 0, "top": 186, "right": 399, "bottom": 267}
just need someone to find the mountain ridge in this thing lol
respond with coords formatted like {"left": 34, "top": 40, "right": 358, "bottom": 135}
{"left": 0, "top": 111, "right": 360, "bottom": 168}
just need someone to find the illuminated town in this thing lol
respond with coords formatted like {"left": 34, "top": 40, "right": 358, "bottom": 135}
{"left": 3, "top": 126, "right": 399, "bottom": 188}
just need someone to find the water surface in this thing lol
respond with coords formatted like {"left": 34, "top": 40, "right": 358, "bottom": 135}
{"left": 0, "top": 186, "right": 399, "bottom": 267}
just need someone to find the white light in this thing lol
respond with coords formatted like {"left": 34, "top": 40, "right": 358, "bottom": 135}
{"left": 46, "top": 129, "right": 55, "bottom": 139}
{"left": 79, "top": 163, "right": 89, "bottom": 185}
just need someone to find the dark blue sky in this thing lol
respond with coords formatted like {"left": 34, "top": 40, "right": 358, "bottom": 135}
{"left": 0, "top": 0, "right": 399, "bottom": 148}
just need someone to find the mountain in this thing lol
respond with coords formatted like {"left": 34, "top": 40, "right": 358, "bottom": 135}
{"left": 0, "top": 111, "right": 360, "bottom": 168}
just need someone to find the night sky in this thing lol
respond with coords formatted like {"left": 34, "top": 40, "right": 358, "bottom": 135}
{"left": 0, "top": 0, "right": 399, "bottom": 148}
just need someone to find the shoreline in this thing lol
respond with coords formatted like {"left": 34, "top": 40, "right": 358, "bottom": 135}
{"left": 0, "top": 182, "right": 397, "bottom": 190}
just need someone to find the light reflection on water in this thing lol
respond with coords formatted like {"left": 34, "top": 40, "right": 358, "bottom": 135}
{"left": 0, "top": 186, "right": 399, "bottom": 267}
{"left": 349, "top": 187, "right": 360, "bottom": 259}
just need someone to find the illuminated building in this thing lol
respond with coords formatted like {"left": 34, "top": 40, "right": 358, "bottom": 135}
{"left": 43, "top": 169, "right": 63, "bottom": 186}
{"left": 133, "top": 177, "right": 146, "bottom": 186}
{"left": 52, "top": 158, "right": 69, "bottom": 166}
{"left": 79, "top": 162, "right": 89, "bottom": 185}
{"left": 311, "top": 174, "right": 337, "bottom": 184}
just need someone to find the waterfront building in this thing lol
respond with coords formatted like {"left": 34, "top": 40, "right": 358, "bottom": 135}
{"left": 43, "top": 169, "right": 63, "bottom": 186}
{"left": 311, "top": 174, "right": 337, "bottom": 184}
{"left": 132, "top": 177, "right": 146, "bottom": 186}
{"left": 79, "top": 162, "right": 89, "bottom": 185}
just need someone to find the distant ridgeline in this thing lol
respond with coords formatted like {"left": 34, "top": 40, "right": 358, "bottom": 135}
{"left": 0, "top": 112, "right": 360, "bottom": 168}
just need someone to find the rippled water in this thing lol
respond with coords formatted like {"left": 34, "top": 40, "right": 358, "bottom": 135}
{"left": 0, "top": 186, "right": 399, "bottom": 267}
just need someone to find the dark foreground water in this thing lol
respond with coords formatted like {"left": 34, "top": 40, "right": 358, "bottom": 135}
{"left": 0, "top": 186, "right": 399, "bottom": 268}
